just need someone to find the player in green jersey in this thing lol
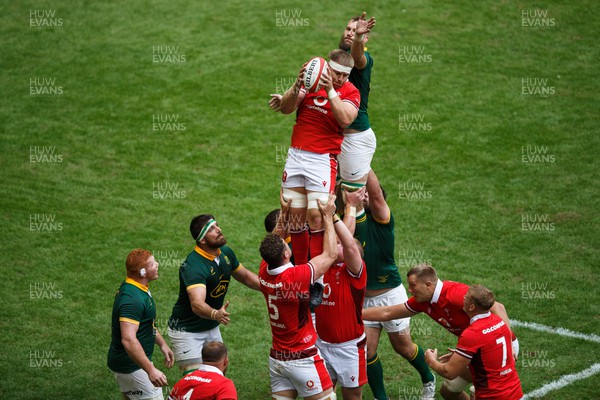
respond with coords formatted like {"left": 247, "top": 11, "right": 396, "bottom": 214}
{"left": 107, "top": 249, "right": 174, "bottom": 400}
{"left": 344, "top": 170, "right": 436, "bottom": 400}
{"left": 337, "top": 12, "right": 378, "bottom": 193}
{"left": 168, "top": 214, "right": 260, "bottom": 375}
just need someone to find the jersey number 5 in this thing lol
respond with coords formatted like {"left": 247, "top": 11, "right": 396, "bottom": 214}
{"left": 268, "top": 294, "right": 280, "bottom": 320}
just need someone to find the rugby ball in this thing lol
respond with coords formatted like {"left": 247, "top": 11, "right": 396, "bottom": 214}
{"left": 304, "top": 57, "right": 327, "bottom": 93}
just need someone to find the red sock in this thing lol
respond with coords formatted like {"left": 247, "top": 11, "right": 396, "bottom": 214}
{"left": 290, "top": 229, "right": 309, "bottom": 265}
{"left": 309, "top": 230, "right": 324, "bottom": 260}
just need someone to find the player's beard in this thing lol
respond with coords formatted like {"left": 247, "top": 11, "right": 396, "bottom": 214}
{"left": 205, "top": 235, "right": 227, "bottom": 249}
{"left": 339, "top": 35, "right": 351, "bottom": 51}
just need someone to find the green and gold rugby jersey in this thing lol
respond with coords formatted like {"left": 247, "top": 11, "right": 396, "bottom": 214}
{"left": 347, "top": 51, "right": 373, "bottom": 132}
{"left": 107, "top": 278, "right": 156, "bottom": 373}
{"left": 169, "top": 245, "right": 240, "bottom": 333}
{"left": 355, "top": 210, "right": 402, "bottom": 291}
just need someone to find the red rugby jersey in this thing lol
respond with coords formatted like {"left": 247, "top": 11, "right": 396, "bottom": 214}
{"left": 455, "top": 313, "right": 523, "bottom": 400}
{"left": 168, "top": 365, "right": 237, "bottom": 400}
{"left": 314, "top": 261, "right": 366, "bottom": 343}
{"left": 405, "top": 280, "right": 471, "bottom": 336}
{"left": 259, "top": 260, "right": 316, "bottom": 353}
{"left": 290, "top": 83, "right": 360, "bottom": 155}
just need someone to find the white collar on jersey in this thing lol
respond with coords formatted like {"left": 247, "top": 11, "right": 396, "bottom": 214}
{"left": 469, "top": 311, "right": 492, "bottom": 325}
{"left": 267, "top": 262, "right": 294, "bottom": 275}
{"left": 430, "top": 279, "right": 444, "bottom": 303}
{"left": 197, "top": 364, "right": 224, "bottom": 376}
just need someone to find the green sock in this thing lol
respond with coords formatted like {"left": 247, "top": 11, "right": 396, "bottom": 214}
{"left": 408, "top": 344, "right": 435, "bottom": 383}
{"left": 367, "top": 353, "right": 389, "bottom": 400}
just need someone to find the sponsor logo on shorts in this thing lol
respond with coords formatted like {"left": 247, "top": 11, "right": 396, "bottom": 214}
{"left": 124, "top": 390, "right": 142, "bottom": 396}
{"left": 306, "top": 380, "right": 315, "bottom": 388}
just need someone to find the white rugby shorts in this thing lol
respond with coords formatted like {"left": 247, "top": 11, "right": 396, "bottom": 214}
{"left": 269, "top": 347, "right": 333, "bottom": 397}
{"left": 316, "top": 333, "right": 367, "bottom": 388}
{"left": 338, "top": 128, "right": 376, "bottom": 181}
{"left": 111, "top": 367, "right": 163, "bottom": 400}
{"left": 167, "top": 326, "right": 222, "bottom": 365}
{"left": 281, "top": 147, "right": 337, "bottom": 193}
{"left": 363, "top": 285, "right": 411, "bottom": 332}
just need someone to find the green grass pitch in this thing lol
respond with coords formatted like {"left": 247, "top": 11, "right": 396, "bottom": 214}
{"left": 1, "top": 1, "right": 598, "bottom": 399}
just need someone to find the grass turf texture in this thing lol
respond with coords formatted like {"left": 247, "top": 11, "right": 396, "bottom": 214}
{"left": 1, "top": 0, "right": 598, "bottom": 399}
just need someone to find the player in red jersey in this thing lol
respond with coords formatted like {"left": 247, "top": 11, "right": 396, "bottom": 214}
{"left": 259, "top": 194, "right": 338, "bottom": 400}
{"left": 168, "top": 341, "right": 237, "bottom": 400}
{"left": 362, "top": 264, "right": 518, "bottom": 400}
{"left": 275, "top": 50, "right": 360, "bottom": 285}
{"left": 425, "top": 285, "right": 523, "bottom": 400}
{"left": 314, "top": 192, "right": 367, "bottom": 400}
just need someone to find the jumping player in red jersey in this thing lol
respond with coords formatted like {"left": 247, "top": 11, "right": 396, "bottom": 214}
{"left": 363, "top": 264, "right": 518, "bottom": 400}
{"left": 168, "top": 341, "right": 237, "bottom": 400}
{"left": 425, "top": 285, "right": 523, "bottom": 400}
{"left": 314, "top": 190, "right": 367, "bottom": 400}
{"left": 274, "top": 50, "right": 360, "bottom": 309}
{"left": 259, "top": 194, "right": 338, "bottom": 400}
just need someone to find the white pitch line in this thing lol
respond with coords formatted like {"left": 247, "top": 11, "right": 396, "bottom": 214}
{"left": 522, "top": 363, "right": 600, "bottom": 399}
{"left": 511, "top": 319, "right": 600, "bottom": 343}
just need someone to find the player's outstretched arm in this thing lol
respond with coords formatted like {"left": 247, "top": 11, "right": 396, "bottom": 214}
{"left": 351, "top": 12, "right": 376, "bottom": 70}
{"left": 362, "top": 303, "right": 413, "bottom": 321}
{"left": 232, "top": 264, "right": 260, "bottom": 290}
{"left": 121, "top": 321, "right": 169, "bottom": 387}
{"left": 334, "top": 213, "right": 362, "bottom": 275}
{"left": 310, "top": 194, "right": 338, "bottom": 280}
{"left": 366, "top": 169, "right": 390, "bottom": 223}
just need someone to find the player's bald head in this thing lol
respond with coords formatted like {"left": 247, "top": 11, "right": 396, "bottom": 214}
{"left": 202, "top": 341, "right": 228, "bottom": 363}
